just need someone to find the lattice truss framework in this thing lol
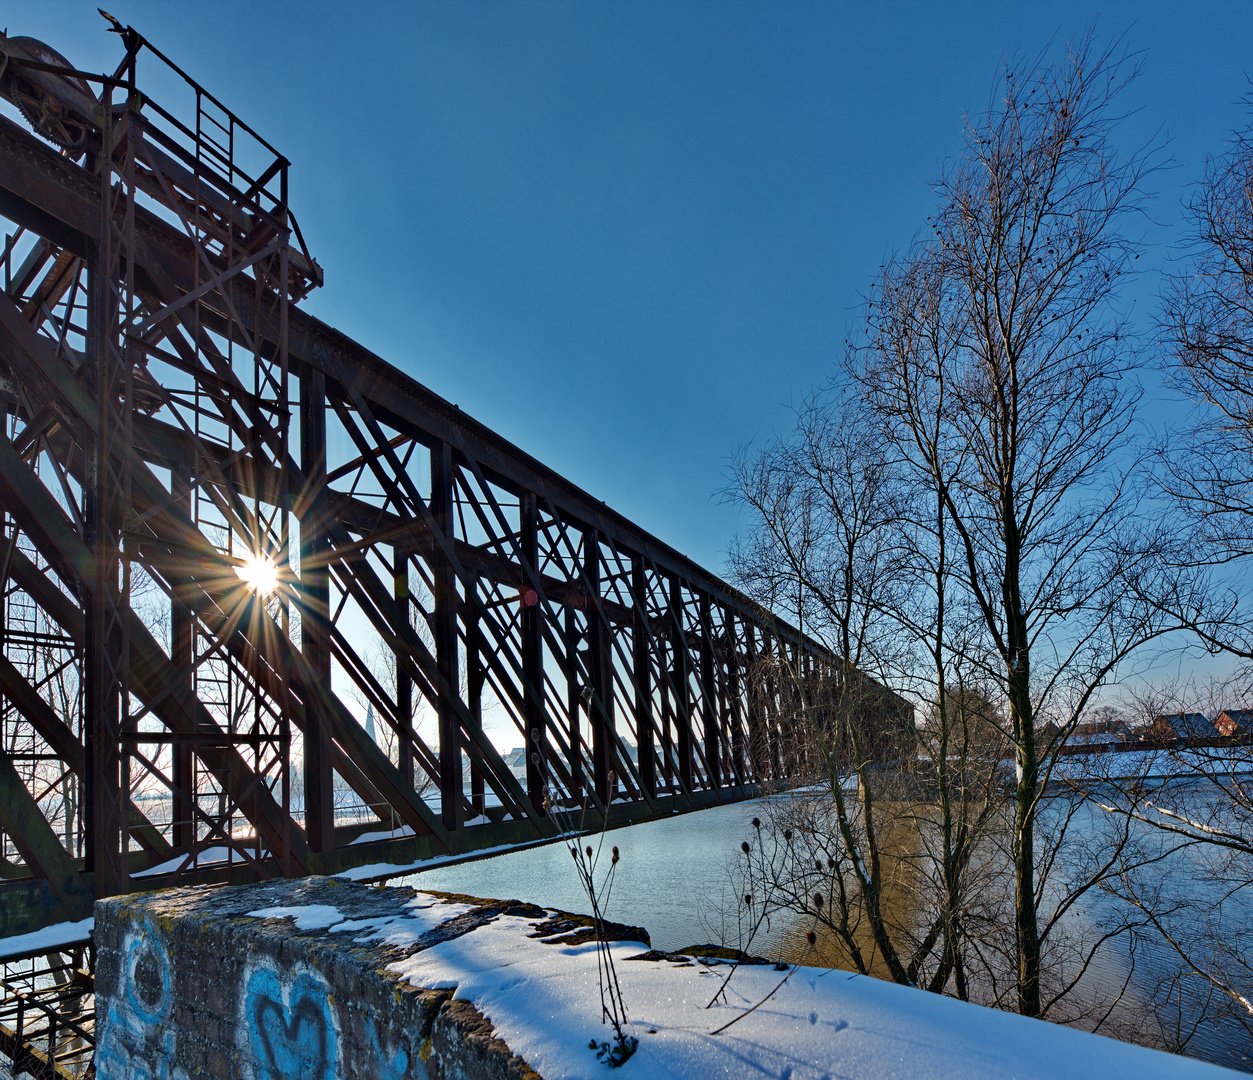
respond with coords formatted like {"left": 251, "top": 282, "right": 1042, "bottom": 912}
{"left": 0, "top": 23, "right": 849, "bottom": 952}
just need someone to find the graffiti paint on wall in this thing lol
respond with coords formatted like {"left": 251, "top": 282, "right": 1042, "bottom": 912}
{"left": 365, "top": 1013, "right": 411, "bottom": 1080}
{"left": 93, "top": 899, "right": 429, "bottom": 1080}
{"left": 241, "top": 960, "right": 340, "bottom": 1080}
{"left": 95, "top": 921, "right": 189, "bottom": 1080}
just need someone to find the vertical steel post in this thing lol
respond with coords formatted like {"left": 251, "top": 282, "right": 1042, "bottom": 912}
{"left": 466, "top": 572, "right": 486, "bottom": 818}
{"left": 744, "top": 624, "right": 765, "bottom": 780}
{"left": 727, "top": 611, "right": 746, "bottom": 785}
{"left": 699, "top": 592, "right": 720, "bottom": 790}
{"left": 659, "top": 661, "right": 673, "bottom": 792}
{"left": 565, "top": 605, "right": 583, "bottom": 803}
{"left": 393, "top": 544, "right": 414, "bottom": 788}
{"left": 84, "top": 73, "right": 130, "bottom": 895}
{"left": 84, "top": 245, "right": 123, "bottom": 894}
{"left": 801, "top": 646, "right": 813, "bottom": 775}
{"left": 171, "top": 466, "right": 195, "bottom": 851}
{"left": 632, "top": 555, "right": 654, "bottom": 798}
{"left": 299, "top": 369, "right": 334, "bottom": 851}
{"left": 431, "top": 441, "right": 462, "bottom": 831}
{"left": 586, "top": 531, "right": 611, "bottom": 804}
{"left": 764, "top": 633, "right": 782, "bottom": 781}
{"left": 669, "top": 575, "right": 692, "bottom": 792}
{"left": 520, "top": 493, "right": 546, "bottom": 811}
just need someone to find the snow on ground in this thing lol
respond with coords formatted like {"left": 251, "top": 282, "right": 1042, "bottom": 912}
{"left": 0, "top": 917, "right": 92, "bottom": 960}
{"left": 386, "top": 906, "right": 1241, "bottom": 1080}
{"left": 1051, "top": 746, "right": 1251, "bottom": 783}
{"left": 132, "top": 845, "right": 270, "bottom": 878}
{"left": 349, "top": 823, "right": 417, "bottom": 845}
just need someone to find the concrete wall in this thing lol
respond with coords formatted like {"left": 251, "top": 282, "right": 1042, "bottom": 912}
{"left": 93, "top": 877, "right": 544, "bottom": 1080}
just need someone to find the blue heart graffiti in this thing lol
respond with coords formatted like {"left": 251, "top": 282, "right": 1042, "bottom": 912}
{"left": 366, "top": 1014, "right": 410, "bottom": 1080}
{"left": 245, "top": 966, "right": 338, "bottom": 1080}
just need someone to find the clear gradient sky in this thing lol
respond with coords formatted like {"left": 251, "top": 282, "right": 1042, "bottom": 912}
{"left": 5, "top": 0, "right": 1252, "bottom": 580}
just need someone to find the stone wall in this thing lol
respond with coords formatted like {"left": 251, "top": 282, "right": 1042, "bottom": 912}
{"left": 93, "top": 877, "right": 552, "bottom": 1080}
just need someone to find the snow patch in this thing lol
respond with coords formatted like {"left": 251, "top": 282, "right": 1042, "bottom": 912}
{"left": 133, "top": 846, "right": 271, "bottom": 879}
{"left": 346, "top": 895, "right": 477, "bottom": 947}
{"left": 338, "top": 838, "right": 565, "bottom": 883}
{"left": 0, "top": 917, "right": 93, "bottom": 960}
{"left": 350, "top": 824, "right": 417, "bottom": 845}
{"left": 246, "top": 904, "right": 346, "bottom": 931}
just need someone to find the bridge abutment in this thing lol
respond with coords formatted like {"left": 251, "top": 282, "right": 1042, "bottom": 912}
{"left": 93, "top": 878, "right": 546, "bottom": 1080}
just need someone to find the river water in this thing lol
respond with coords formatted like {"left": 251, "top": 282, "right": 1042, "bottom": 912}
{"left": 392, "top": 795, "right": 1251, "bottom": 1074}
{"left": 395, "top": 801, "right": 768, "bottom": 952}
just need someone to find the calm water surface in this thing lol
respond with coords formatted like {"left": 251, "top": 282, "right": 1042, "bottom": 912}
{"left": 395, "top": 800, "right": 767, "bottom": 951}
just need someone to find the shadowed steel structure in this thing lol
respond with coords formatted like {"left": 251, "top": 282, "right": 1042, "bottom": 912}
{"left": 0, "top": 20, "right": 850, "bottom": 977}
{"left": 0, "top": 24, "right": 866, "bottom": 1071}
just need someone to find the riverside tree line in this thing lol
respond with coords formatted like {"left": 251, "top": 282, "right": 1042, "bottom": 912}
{"left": 723, "top": 30, "right": 1253, "bottom": 1066}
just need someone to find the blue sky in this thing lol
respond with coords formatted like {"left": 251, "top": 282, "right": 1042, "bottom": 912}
{"left": 8, "top": 0, "right": 1253, "bottom": 580}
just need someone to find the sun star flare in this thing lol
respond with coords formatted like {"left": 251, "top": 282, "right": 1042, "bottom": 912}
{"left": 236, "top": 553, "right": 280, "bottom": 596}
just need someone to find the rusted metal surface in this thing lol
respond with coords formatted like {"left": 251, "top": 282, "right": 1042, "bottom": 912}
{"left": 0, "top": 950, "right": 93, "bottom": 1079}
{"left": 0, "top": 22, "right": 877, "bottom": 1024}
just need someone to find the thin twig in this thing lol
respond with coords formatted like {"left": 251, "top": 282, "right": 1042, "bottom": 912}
{"left": 710, "top": 931, "right": 816, "bottom": 1037}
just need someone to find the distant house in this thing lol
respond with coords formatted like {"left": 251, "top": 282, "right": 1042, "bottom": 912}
{"left": 502, "top": 747, "right": 528, "bottom": 780}
{"left": 1147, "top": 712, "right": 1214, "bottom": 743}
{"left": 1067, "top": 716, "right": 1132, "bottom": 746}
{"left": 1037, "top": 720, "right": 1061, "bottom": 745}
{"left": 1215, "top": 709, "right": 1253, "bottom": 737}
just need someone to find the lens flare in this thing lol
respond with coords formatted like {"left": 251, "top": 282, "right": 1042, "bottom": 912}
{"left": 236, "top": 553, "right": 279, "bottom": 596}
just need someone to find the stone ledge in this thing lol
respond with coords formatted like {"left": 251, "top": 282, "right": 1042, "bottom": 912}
{"left": 94, "top": 876, "right": 561, "bottom": 1080}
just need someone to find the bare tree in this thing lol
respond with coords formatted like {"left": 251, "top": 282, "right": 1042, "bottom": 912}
{"left": 1157, "top": 105, "right": 1253, "bottom": 657}
{"left": 726, "top": 381, "right": 1008, "bottom": 999}
{"left": 728, "top": 32, "right": 1172, "bottom": 1028}
{"left": 853, "top": 31, "right": 1171, "bottom": 1019}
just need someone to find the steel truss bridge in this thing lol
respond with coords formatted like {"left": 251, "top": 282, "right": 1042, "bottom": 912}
{"left": 0, "top": 22, "right": 853, "bottom": 1072}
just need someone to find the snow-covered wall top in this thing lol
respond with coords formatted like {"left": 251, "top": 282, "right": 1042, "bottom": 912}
{"left": 93, "top": 876, "right": 1238, "bottom": 1080}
